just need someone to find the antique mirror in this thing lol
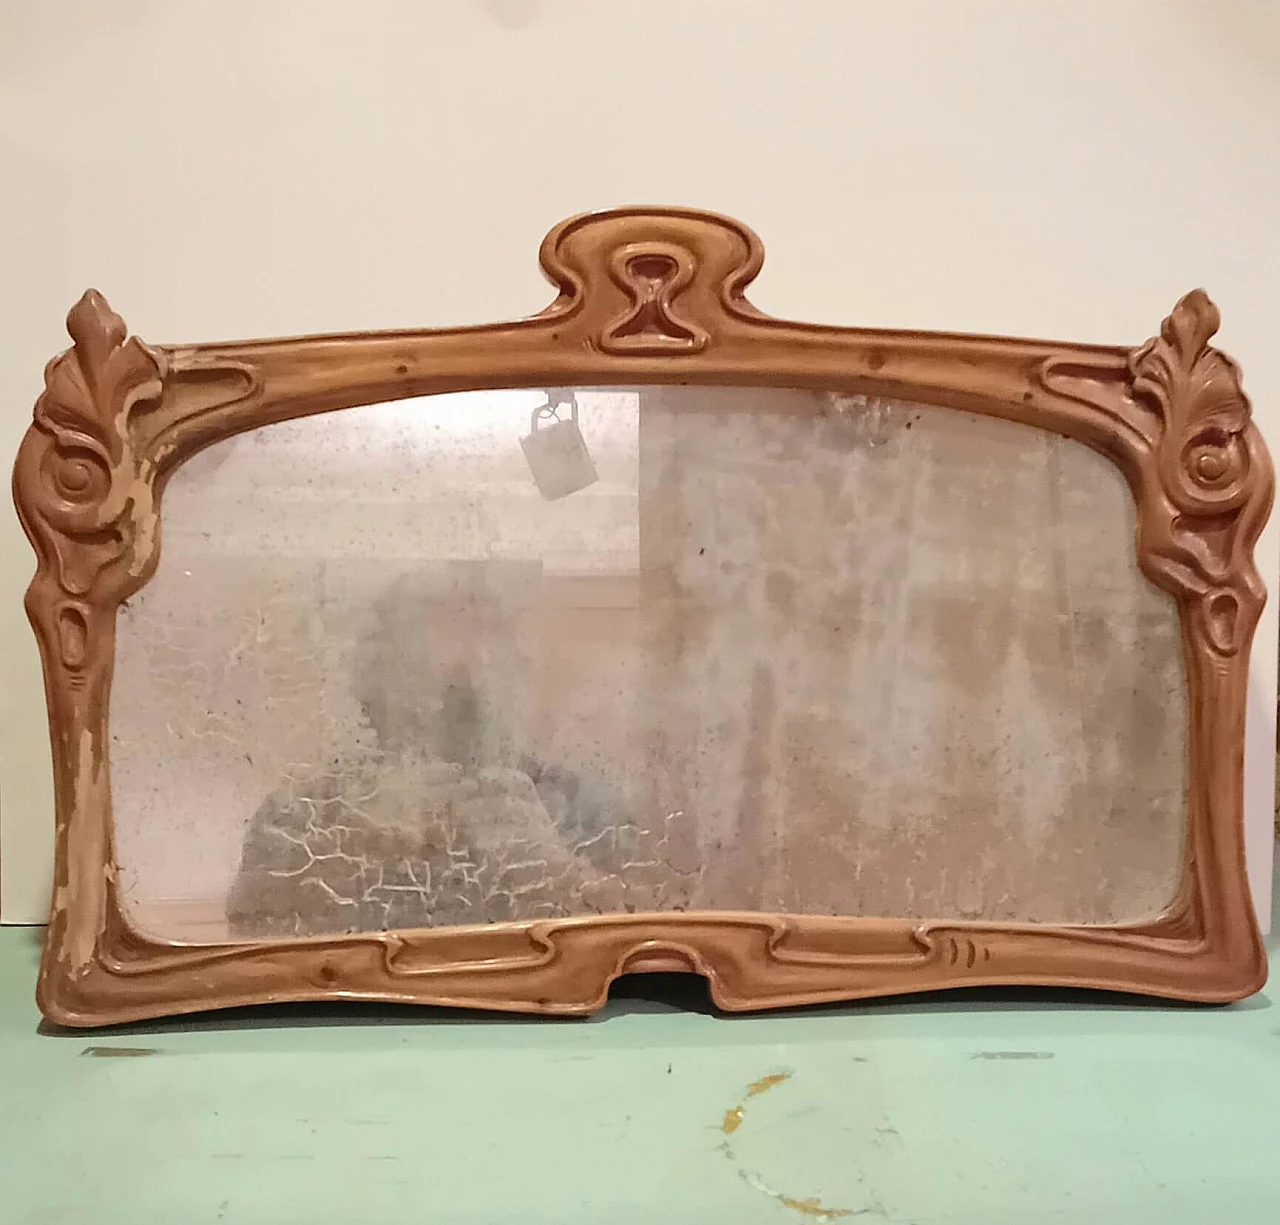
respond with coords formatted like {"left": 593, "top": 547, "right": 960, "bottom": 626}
{"left": 14, "top": 207, "right": 1271, "bottom": 1026}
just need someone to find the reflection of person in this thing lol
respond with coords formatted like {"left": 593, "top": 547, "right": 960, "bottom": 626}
{"left": 227, "top": 564, "right": 606, "bottom": 938}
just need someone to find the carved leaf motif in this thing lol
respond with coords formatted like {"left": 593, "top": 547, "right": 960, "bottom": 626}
{"left": 1130, "top": 289, "right": 1251, "bottom": 519}
{"left": 29, "top": 291, "right": 167, "bottom": 596}
{"left": 1127, "top": 290, "right": 1264, "bottom": 656}
{"left": 37, "top": 291, "right": 165, "bottom": 471}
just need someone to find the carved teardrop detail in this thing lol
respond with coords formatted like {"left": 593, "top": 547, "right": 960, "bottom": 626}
{"left": 55, "top": 602, "right": 90, "bottom": 670}
{"left": 1201, "top": 589, "right": 1242, "bottom": 657}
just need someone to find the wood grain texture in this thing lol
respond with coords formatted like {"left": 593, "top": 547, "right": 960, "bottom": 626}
{"left": 12, "top": 206, "right": 1272, "bottom": 1026}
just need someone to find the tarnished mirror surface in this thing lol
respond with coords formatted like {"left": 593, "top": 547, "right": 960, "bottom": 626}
{"left": 109, "top": 387, "right": 1188, "bottom": 941}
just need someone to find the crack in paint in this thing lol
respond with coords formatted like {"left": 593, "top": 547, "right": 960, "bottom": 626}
{"left": 971, "top": 1050, "right": 1054, "bottom": 1061}
{"left": 738, "top": 1168, "right": 857, "bottom": 1220}
{"left": 80, "top": 1046, "right": 159, "bottom": 1058}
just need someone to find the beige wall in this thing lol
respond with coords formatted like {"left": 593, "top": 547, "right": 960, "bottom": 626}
{"left": 2, "top": 0, "right": 1277, "bottom": 926}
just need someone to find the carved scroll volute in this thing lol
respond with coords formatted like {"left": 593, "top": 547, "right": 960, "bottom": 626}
{"left": 1128, "top": 291, "right": 1271, "bottom": 657}
{"left": 537, "top": 207, "right": 764, "bottom": 355}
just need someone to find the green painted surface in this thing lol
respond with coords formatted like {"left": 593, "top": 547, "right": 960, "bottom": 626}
{"left": 2, "top": 918, "right": 1279, "bottom": 1224}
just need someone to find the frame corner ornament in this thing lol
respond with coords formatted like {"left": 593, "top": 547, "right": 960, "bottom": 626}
{"left": 20, "top": 290, "right": 166, "bottom": 607}
{"left": 1128, "top": 289, "right": 1271, "bottom": 658}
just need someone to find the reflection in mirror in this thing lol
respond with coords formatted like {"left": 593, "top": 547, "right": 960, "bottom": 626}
{"left": 109, "top": 388, "right": 1187, "bottom": 942}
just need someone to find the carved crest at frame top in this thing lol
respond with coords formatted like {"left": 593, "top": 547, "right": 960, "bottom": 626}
{"left": 537, "top": 206, "right": 763, "bottom": 353}
{"left": 11, "top": 205, "right": 1273, "bottom": 1025}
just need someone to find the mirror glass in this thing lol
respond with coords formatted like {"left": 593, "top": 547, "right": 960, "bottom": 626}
{"left": 110, "top": 387, "right": 1188, "bottom": 942}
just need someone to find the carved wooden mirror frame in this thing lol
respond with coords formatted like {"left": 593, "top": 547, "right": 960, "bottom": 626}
{"left": 14, "top": 207, "right": 1272, "bottom": 1027}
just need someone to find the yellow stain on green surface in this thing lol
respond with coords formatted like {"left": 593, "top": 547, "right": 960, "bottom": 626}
{"left": 746, "top": 1071, "right": 792, "bottom": 1097}
{"left": 777, "top": 1193, "right": 853, "bottom": 1219}
{"left": 723, "top": 1072, "right": 790, "bottom": 1136}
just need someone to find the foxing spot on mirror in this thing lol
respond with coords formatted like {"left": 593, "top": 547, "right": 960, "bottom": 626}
{"left": 15, "top": 206, "right": 1269, "bottom": 1025}
{"left": 111, "top": 387, "right": 1188, "bottom": 944}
